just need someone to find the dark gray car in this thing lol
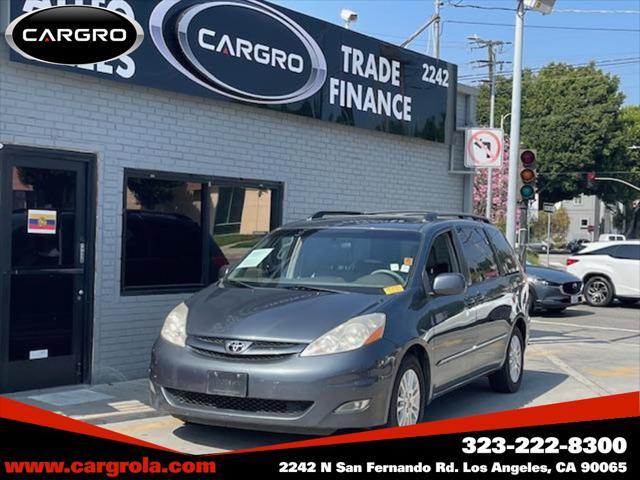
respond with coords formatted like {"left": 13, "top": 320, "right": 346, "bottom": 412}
{"left": 526, "top": 264, "right": 583, "bottom": 314}
{"left": 150, "top": 212, "right": 529, "bottom": 434}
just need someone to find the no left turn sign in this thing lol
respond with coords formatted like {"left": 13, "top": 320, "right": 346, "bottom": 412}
{"left": 464, "top": 128, "right": 504, "bottom": 168}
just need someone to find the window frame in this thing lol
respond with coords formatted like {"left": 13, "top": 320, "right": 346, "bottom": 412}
{"left": 424, "top": 230, "right": 461, "bottom": 289}
{"left": 484, "top": 225, "right": 520, "bottom": 276}
{"left": 121, "top": 169, "right": 284, "bottom": 296}
{"left": 454, "top": 225, "right": 501, "bottom": 285}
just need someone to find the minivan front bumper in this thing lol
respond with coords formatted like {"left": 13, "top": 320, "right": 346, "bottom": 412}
{"left": 149, "top": 337, "right": 398, "bottom": 434}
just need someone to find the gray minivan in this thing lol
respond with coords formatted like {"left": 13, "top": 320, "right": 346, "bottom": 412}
{"left": 150, "top": 212, "right": 529, "bottom": 433}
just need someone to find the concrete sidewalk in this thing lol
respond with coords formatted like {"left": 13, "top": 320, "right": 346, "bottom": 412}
{"left": 5, "top": 379, "right": 158, "bottom": 426}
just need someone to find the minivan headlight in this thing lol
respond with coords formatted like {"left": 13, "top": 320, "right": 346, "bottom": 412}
{"left": 160, "top": 302, "right": 188, "bottom": 347}
{"left": 301, "top": 313, "right": 386, "bottom": 357}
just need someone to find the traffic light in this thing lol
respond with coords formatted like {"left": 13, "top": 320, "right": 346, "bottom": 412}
{"left": 518, "top": 148, "right": 537, "bottom": 202}
{"left": 587, "top": 171, "right": 596, "bottom": 189}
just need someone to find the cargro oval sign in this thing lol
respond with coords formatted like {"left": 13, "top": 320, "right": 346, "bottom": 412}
{"left": 5, "top": 6, "right": 144, "bottom": 65}
{"left": 150, "top": 0, "right": 327, "bottom": 104}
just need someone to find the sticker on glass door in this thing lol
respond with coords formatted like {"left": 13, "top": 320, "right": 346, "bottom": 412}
{"left": 27, "top": 209, "right": 57, "bottom": 234}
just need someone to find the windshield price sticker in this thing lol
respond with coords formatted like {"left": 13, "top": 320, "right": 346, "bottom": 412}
{"left": 236, "top": 248, "right": 273, "bottom": 268}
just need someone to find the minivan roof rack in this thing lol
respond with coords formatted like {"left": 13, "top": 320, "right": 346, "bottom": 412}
{"left": 307, "top": 210, "right": 490, "bottom": 224}
{"left": 366, "top": 211, "right": 491, "bottom": 224}
{"left": 308, "top": 210, "right": 363, "bottom": 220}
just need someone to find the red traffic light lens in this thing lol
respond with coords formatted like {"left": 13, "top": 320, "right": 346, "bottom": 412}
{"left": 521, "top": 150, "right": 536, "bottom": 166}
{"left": 520, "top": 168, "right": 536, "bottom": 182}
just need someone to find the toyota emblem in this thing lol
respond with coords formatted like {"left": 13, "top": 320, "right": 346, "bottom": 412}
{"left": 225, "top": 340, "right": 252, "bottom": 354}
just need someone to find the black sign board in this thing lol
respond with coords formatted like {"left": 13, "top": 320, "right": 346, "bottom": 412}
{"left": 9, "top": 0, "right": 458, "bottom": 144}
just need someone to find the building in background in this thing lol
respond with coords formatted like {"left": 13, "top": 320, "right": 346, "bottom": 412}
{"left": 560, "top": 195, "right": 620, "bottom": 241}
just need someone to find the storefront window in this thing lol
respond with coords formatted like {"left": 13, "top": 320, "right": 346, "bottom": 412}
{"left": 122, "top": 171, "right": 282, "bottom": 294}
{"left": 209, "top": 185, "right": 272, "bottom": 265}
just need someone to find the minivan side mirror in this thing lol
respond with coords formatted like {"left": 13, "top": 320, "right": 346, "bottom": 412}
{"left": 218, "top": 264, "right": 231, "bottom": 279}
{"left": 432, "top": 273, "right": 467, "bottom": 296}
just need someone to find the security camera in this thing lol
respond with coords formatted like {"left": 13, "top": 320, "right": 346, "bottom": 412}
{"left": 524, "top": 0, "right": 556, "bottom": 15}
{"left": 340, "top": 9, "right": 358, "bottom": 25}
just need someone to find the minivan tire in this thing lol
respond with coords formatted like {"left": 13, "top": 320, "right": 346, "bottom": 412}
{"left": 386, "top": 354, "right": 426, "bottom": 428}
{"left": 489, "top": 328, "right": 524, "bottom": 393}
{"left": 584, "top": 276, "right": 614, "bottom": 307}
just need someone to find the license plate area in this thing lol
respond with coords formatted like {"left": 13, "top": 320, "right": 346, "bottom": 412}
{"left": 571, "top": 295, "right": 583, "bottom": 304}
{"left": 207, "top": 371, "right": 247, "bottom": 397}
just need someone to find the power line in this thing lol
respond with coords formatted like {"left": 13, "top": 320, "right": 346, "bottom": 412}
{"left": 444, "top": 1, "right": 640, "bottom": 14}
{"left": 445, "top": 20, "right": 640, "bottom": 33}
{"left": 459, "top": 57, "right": 640, "bottom": 80}
{"left": 554, "top": 9, "right": 640, "bottom": 14}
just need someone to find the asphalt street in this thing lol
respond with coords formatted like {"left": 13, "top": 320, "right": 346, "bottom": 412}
{"left": 9, "top": 302, "right": 639, "bottom": 455}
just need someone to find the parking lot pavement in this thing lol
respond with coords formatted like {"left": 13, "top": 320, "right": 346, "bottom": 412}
{"left": 6, "top": 303, "right": 639, "bottom": 454}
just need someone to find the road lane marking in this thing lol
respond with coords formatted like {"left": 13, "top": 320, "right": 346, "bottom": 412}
{"left": 532, "top": 320, "right": 639, "bottom": 333}
{"left": 543, "top": 352, "right": 610, "bottom": 396}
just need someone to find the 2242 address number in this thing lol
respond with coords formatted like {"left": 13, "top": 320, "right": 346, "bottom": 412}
{"left": 422, "top": 63, "right": 450, "bottom": 88}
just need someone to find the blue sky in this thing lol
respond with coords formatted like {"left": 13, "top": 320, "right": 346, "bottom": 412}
{"left": 273, "top": 0, "right": 640, "bottom": 105}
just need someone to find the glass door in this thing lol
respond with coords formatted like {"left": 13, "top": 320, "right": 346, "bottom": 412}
{"left": 1, "top": 147, "right": 91, "bottom": 392}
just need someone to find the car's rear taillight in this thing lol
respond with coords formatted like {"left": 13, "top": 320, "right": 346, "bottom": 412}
{"left": 566, "top": 258, "right": 579, "bottom": 266}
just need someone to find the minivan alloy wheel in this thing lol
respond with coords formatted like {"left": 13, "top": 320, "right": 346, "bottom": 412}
{"left": 396, "top": 369, "right": 421, "bottom": 426}
{"left": 508, "top": 335, "right": 522, "bottom": 383}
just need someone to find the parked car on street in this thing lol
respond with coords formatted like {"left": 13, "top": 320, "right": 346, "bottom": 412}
{"left": 527, "top": 241, "right": 549, "bottom": 254}
{"left": 567, "top": 241, "right": 640, "bottom": 307}
{"left": 598, "top": 234, "right": 626, "bottom": 242}
{"left": 526, "top": 263, "right": 583, "bottom": 314}
{"left": 150, "top": 211, "right": 529, "bottom": 433}
{"left": 567, "top": 238, "right": 590, "bottom": 253}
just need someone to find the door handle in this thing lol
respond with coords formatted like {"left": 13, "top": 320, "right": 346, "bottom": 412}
{"left": 76, "top": 289, "right": 85, "bottom": 301}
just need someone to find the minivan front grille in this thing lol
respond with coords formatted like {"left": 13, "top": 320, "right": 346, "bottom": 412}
{"left": 561, "top": 281, "right": 582, "bottom": 295}
{"left": 164, "top": 388, "right": 312, "bottom": 417}
{"left": 188, "top": 346, "right": 294, "bottom": 362}
{"left": 187, "top": 336, "right": 306, "bottom": 361}
{"left": 194, "top": 337, "right": 301, "bottom": 349}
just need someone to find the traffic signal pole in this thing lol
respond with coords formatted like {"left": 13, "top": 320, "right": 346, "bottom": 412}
{"left": 506, "top": 0, "right": 525, "bottom": 247}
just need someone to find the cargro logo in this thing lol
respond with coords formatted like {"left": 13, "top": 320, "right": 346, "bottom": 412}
{"left": 150, "top": 0, "right": 327, "bottom": 104}
{"left": 5, "top": 6, "right": 144, "bottom": 65}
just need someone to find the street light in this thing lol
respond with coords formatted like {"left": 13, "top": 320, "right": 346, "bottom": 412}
{"left": 505, "top": 0, "right": 556, "bottom": 247}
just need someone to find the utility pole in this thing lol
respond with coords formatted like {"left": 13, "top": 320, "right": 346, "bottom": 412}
{"left": 433, "top": 0, "right": 442, "bottom": 58}
{"left": 468, "top": 36, "right": 510, "bottom": 220}
{"left": 505, "top": 0, "right": 526, "bottom": 247}
{"left": 400, "top": 1, "right": 441, "bottom": 56}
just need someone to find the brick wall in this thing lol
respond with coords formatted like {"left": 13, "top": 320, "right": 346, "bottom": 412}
{"left": 0, "top": 39, "right": 476, "bottom": 383}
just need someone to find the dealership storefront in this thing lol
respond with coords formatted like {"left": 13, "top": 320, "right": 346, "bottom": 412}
{"left": 0, "top": 0, "right": 476, "bottom": 392}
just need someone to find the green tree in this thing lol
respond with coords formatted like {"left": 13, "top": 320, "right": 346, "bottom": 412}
{"left": 475, "top": 62, "right": 626, "bottom": 204}
{"left": 530, "top": 207, "right": 570, "bottom": 246}
{"left": 610, "top": 105, "right": 640, "bottom": 238}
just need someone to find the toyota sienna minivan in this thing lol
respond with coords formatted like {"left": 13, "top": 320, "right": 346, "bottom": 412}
{"left": 150, "top": 211, "right": 529, "bottom": 433}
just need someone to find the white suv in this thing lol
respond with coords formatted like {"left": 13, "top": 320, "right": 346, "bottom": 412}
{"left": 566, "top": 241, "right": 640, "bottom": 307}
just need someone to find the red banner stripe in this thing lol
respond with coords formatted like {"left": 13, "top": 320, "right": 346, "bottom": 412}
{"left": 1, "top": 392, "right": 638, "bottom": 455}
{"left": 0, "top": 397, "right": 177, "bottom": 453}
{"left": 225, "top": 391, "right": 640, "bottom": 455}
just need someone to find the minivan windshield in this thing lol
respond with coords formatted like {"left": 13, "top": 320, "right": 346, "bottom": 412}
{"left": 227, "top": 228, "right": 421, "bottom": 292}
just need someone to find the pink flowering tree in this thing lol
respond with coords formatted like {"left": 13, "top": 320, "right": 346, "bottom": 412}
{"left": 473, "top": 143, "right": 521, "bottom": 231}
